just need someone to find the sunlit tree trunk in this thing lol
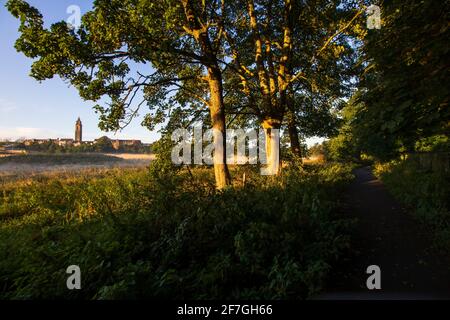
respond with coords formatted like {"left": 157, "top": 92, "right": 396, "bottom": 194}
{"left": 261, "top": 119, "right": 281, "bottom": 175}
{"left": 208, "top": 66, "right": 232, "bottom": 189}
{"left": 182, "top": 0, "right": 231, "bottom": 189}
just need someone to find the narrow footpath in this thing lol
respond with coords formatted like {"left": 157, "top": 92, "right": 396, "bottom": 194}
{"left": 317, "top": 167, "right": 450, "bottom": 299}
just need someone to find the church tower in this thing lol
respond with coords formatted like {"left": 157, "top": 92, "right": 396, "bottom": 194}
{"left": 75, "top": 117, "right": 82, "bottom": 142}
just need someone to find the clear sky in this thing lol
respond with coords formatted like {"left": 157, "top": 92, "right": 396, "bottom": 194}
{"left": 0, "top": 0, "right": 160, "bottom": 143}
{"left": 0, "top": 0, "right": 323, "bottom": 146}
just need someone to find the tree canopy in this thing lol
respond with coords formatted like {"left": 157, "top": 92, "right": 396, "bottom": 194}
{"left": 353, "top": 0, "right": 449, "bottom": 158}
{"left": 9, "top": 0, "right": 446, "bottom": 183}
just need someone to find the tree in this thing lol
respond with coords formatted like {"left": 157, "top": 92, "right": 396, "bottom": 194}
{"left": 94, "top": 136, "right": 114, "bottom": 152}
{"left": 219, "top": 0, "right": 364, "bottom": 170}
{"left": 356, "top": 0, "right": 449, "bottom": 158}
{"left": 7, "top": 0, "right": 232, "bottom": 189}
{"left": 8, "top": 0, "right": 367, "bottom": 181}
{"left": 284, "top": 0, "right": 364, "bottom": 159}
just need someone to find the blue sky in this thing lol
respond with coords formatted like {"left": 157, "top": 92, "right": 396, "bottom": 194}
{"left": 0, "top": 0, "right": 323, "bottom": 146}
{"left": 0, "top": 0, "right": 159, "bottom": 143}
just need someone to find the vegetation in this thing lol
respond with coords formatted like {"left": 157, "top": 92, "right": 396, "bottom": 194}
{"left": 0, "top": 153, "right": 123, "bottom": 166}
{"left": 374, "top": 158, "right": 450, "bottom": 252}
{"left": 327, "top": 0, "right": 449, "bottom": 163}
{"left": 0, "top": 163, "right": 354, "bottom": 299}
{"left": 357, "top": 0, "right": 449, "bottom": 156}
{"left": 6, "top": 0, "right": 367, "bottom": 188}
{"left": 324, "top": 0, "right": 449, "bottom": 254}
{"left": 3, "top": 0, "right": 448, "bottom": 300}
{"left": 19, "top": 139, "right": 151, "bottom": 154}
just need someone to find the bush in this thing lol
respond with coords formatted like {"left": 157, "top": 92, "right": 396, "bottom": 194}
{"left": 0, "top": 163, "right": 354, "bottom": 299}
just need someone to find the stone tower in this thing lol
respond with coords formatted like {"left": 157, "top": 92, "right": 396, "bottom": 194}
{"left": 75, "top": 117, "right": 82, "bottom": 142}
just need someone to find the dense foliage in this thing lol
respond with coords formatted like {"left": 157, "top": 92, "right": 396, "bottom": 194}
{"left": 0, "top": 163, "right": 354, "bottom": 299}
{"left": 338, "top": 0, "right": 450, "bottom": 160}
{"left": 6, "top": 0, "right": 369, "bottom": 187}
{"left": 3, "top": 0, "right": 448, "bottom": 301}
{"left": 364, "top": 0, "right": 448, "bottom": 148}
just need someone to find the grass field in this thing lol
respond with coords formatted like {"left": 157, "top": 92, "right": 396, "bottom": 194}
{"left": 0, "top": 153, "right": 154, "bottom": 181}
{"left": 0, "top": 161, "right": 356, "bottom": 299}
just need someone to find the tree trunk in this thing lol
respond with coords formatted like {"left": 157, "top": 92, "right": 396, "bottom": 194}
{"left": 287, "top": 109, "right": 302, "bottom": 159}
{"left": 181, "top": 0, "right": 231, "bottom": 189}
{"left": 208, "top": 66, "right": 232, "bottom": 189}
{"left": 261, "top": 119, "right": 281, "bottom": 175}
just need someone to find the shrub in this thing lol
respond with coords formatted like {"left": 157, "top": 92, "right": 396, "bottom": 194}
{"left": 0, "top": 164, "right": 354, "bottom": 299}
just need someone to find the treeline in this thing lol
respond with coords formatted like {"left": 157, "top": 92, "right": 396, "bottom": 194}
{"left": 5, "top": 139, "right": 152, "bottom": 154}
{"left": 321, "top": 0, "right": 449, "bottom": 251}
{"left": 6, "top": 0, "right": 367, "bottom": 188}
{"left": 325, "top": 0, "right": 448, "bottom": 162}
{"left": 6, "top": 0, "right": 447, "bottom": 184}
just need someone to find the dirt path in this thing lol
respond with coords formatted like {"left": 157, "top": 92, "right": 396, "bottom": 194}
{"left": 317, "top": 166, "right": 450, "bottom": 299}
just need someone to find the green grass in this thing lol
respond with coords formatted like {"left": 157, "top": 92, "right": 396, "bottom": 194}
{"left": 374, "top": 159, "right": 450, "bottom": 252}
{"left": 0, "top": 162, "right": 355, "bottom": 299}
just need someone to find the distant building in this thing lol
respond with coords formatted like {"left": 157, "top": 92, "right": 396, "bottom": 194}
{"left": 111, "top": 139, "right": 143, "bottom": 151}
{"left": 57, "top": 138, "right": 74, "bottom": 147}
{"left": 75, "top": 117, "right": 82, "bottom": 143}
{"left": 20, "top": 118, "right": 143, "bottom": 151}
{"left": 23, "top": 139, "right": 34, "bottom": 146}
{"left": 23, "top": 138, "right": 58, "bottom": 146}
{"left": 94, "top": 137, "right": 143, "bottom": 151}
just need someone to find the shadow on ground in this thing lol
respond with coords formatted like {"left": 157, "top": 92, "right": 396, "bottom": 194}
{"left": 315, "top": 167, "right": 450, "bottom": 300}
